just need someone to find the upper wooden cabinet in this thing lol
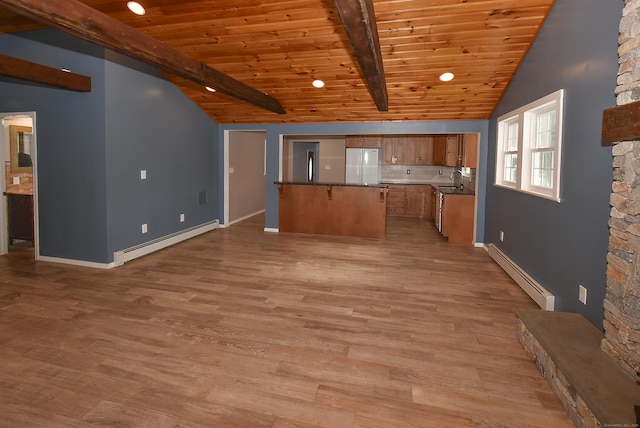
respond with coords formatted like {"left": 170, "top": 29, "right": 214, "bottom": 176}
{"left": 381, "top": 134, "right": 470, "bottom": 167}
{"left": 433, "top": 135, "right": 463, "bottom": 167}
{"left": 446, "top": 134, "right": 463, "bottom": 166}
{"left": 405, "top": 135, "right": 434, "bottom": 165}
{"left": 383, "top": 135, "right": 435, "bottom": 165}
{"left": 432, "top": 136, "right": 447, "bottom": 166}
{"left": 463, "top": 133, "right": 478, "bottom": 168}
{"left": 345, "top": 135, "right": 382, "bottom": 148}
{"left": 382, "top": 135, "right": 406, "bottom": 164}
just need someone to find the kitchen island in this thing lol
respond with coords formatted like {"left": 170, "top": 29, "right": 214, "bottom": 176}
{"left": 275, "top": 182, "right": 388, "bottom": 239}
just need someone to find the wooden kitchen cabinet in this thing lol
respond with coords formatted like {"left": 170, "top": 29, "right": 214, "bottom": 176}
{"left": 386, "top": 185, "right": 406, "bottom": 216}
{"left": 446, "top": 134, "right": 463, "bottom": 166}
{"left": 432, "top": 135, "right": 446, "bottom": 166}
{"left": 433, "top": 134, "right": 462, "bottom": 166}
{"left": 405, "top": 135, "right": 434, "bottom": 165}
{"left": 406, "top": 185, "right": 431, "bottom": 218}
{"left": 345, "top": 135, "right": 383, "bottom": 148}
{"left": 463, "top": 133, "right": 478, "bottom": 168}
{"left": 382, "top": 135, "right": 406, "bottom": 164}
{"left": 441, "top": 194, "right": 474, "bottom": 243}
{"left": 386, "top": 184, "right": 432, "bottom": 219}
{"left": 384, "top": 135, "right": 434, "bottom": 165}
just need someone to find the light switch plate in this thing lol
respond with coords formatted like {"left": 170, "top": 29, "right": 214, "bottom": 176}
{"left": 12, "top": 176, "right": 20, "bottom": 185}
{"left": 579, "top": 285, "right": 587, "bottom": 304}
{"left": 140, "top": 170, "right": 147, "bottom": 180}
{"left": 141, "top": 223, "right": 148, "bottom": 234}
{"left": 180, "top": 213, "right": 185, "bottom": 223}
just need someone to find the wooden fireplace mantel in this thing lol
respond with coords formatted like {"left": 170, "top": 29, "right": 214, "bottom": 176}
{"left": 602, "top": 99, "right": 640, "bottom": 145}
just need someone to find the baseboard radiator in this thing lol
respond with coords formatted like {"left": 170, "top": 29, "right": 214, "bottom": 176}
{"left": 487, "top": 244, "right": 555, "bottom": 311}
{"left": 114, "top": 219, "right": 219, "bottom": 266}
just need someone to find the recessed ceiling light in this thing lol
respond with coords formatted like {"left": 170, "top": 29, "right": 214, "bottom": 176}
{"left": 127, "top": 1, "right": 146, "bottom": 16}
{"left": 312, "top": 79, "right": 325, "bottom": 88}
{"left": 205, "top": 86, "right": 216, "bottom": 93}
{"left": 439, "top": 72, "right": 455, "bottom": 82}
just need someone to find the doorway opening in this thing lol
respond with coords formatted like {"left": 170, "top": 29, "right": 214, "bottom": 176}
{"left": 1, "top": 112, "right": 38, "bottom": 258}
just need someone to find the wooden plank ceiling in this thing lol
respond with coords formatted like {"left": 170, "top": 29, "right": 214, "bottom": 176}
{"left": 0, "top": 0, "right": 555, "bottom": 124}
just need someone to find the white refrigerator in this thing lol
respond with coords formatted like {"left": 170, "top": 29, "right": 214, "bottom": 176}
{"left": 345, "top": 148, "right": 380, "bottom": 185}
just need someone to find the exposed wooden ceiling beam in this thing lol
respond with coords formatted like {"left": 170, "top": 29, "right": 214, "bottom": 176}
{"left": 0, "top": 0, "right": 286, "bottom": 115}
{"left": 0, "top": 53, "right": 91, "bottom": 92}
{"left": 333, "top": 0, "right": 388, "bottom": 112}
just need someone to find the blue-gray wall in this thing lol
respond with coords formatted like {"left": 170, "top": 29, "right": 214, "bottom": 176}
{"left": 485, "top": 0, "right": 622, "bottom": 328}
{"left": 0, "top": 30, "right": 219, "bottom": 264}
{"left": 103, "top": 51, "right": 217, "bottom": 256}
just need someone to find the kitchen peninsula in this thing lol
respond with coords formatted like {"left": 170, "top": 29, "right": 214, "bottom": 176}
{"left": 276, "top": 182, "right": 388, "bottom": 239}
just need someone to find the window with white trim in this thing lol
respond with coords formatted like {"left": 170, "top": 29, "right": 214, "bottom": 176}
{"left": 495, "top": 89, "right": 564, "bottom": 201}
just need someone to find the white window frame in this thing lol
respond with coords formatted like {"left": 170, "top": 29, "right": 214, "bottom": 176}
{"left": 495, "top": 89, "right": 564, "bottom": 202}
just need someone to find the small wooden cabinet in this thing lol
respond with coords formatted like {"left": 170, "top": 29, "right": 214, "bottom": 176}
{"left": 346, "top": 135, "right": 382, "bottom": 148}
{"left": 6, "top": 193, "right": 34, "bottom": 244}
{"left": 463, "top": 133, "right": 478, "bottom": 168}
{"left": 433, "top": 135, "right": 463, "bottom": 166}
{"left": 386, "top": 184, "right": 432, "bottom": 219}
{"left": 432, "top": 136, "right": 447, "bottom": 166}
{"left": 382, "top": 135, "right": 406, "bottom": 164}
{"left": 441, "top": 194, "right": 474, "bottom": 243}
{"left": 386, "top": 185, "right": 406, "bottom": 216}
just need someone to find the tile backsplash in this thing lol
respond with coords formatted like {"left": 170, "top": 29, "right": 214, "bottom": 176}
{"left": 5, "top": 161, "right": 33, "bottom": 194}
{"left": 380, "top": 165, "right": 475, "bottom": 186}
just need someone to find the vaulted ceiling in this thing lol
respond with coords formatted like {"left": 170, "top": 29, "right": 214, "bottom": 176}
{"left": 0, "top": 0, "right": 555, "bottom": 124}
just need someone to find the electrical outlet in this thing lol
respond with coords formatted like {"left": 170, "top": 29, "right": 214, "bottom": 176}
{"left": 141, "top": 223, "right": 148, "bottom": 234}
{"left": 406, "top": 169, "right": 411, "bottom": 174}
{"left": 579, "top": 285, "right": 587, "bottom": 304}
{"left": 499, "top": 231, "right": 504, "bottom": 242}
{"left": 180, "top": 213, "right": 185, "bottom": 223}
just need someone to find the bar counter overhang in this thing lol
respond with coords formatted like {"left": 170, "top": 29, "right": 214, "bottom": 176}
{"left": 275, "top": 182, "right": 388, "bottom": 239}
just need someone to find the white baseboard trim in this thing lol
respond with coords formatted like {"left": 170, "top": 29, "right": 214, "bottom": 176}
{"left": 37, "top": 255, "right": 115, "bottom": 270}
{"left": 487, "top": 244, "right": 555, "bottom": 311}
{"left": 113, "top": 219, "right": 219, "bottom": 267}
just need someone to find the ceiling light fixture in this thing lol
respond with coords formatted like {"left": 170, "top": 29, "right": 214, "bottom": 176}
{"left": 205, "top": 86, "right": 216, "bottom": 93}
{"left": 312, "top": 79, "right": 325, "bottom": 88}
{"left": 127, "top": 1, "right": 146, "bottom": 16}
{"left": 439, "top": 72, "right": 455, "bottom": 82}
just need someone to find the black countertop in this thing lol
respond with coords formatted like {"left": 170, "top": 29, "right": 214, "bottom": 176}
{"left": 275, "top": 181, "right": 388, "bottom": 188}
{"left": 435, "top": 185, "right": 475, "bottom": 195}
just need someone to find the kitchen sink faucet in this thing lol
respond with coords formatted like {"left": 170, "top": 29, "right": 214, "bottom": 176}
{"left": 449, "top": 169, "right": 463, "bottom": 188}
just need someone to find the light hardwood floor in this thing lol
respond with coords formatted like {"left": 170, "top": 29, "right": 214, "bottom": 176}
{"left": 0, "top": 215, "right": 573, "bottom": 427}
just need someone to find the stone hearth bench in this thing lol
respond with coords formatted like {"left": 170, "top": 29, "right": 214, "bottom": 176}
{"left": 516, "top": 308, "right": 639, "bottom": 428}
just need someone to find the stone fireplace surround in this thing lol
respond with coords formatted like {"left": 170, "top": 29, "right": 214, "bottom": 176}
{"left": 515, "top": 2, "right": 640, "bottom": 427}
